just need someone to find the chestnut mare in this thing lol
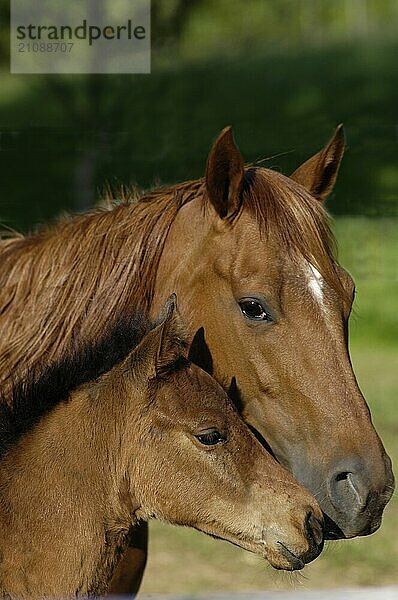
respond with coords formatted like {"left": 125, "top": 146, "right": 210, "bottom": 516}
{"left": 0, "top": 299, "right": 324, "bottom": 598}
{"left": 0, "top": 126, "right": 394, "bottom": 593}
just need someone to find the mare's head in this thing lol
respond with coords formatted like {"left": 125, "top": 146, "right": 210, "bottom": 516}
{"left": 154, "top": 128, "right": 394, "bottom": 539}
{"left": 106, "top": 297, "right": 324, "bottom": 570}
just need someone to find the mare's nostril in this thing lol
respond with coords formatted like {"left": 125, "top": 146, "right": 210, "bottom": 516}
{"left": 335, "top": 471, "right": 362, "bottom": 500}
{"left": 329, "top": 465, "right": 369, "bottom": 515}
{"left": 305, "top": 511, "right": 324, "bottom": 547}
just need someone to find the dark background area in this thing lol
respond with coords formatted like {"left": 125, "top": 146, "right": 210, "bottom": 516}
{"left": 0, "top": 0, "right": 397, "bottom": 232}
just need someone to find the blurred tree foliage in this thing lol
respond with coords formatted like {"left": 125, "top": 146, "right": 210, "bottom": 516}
{"left": 0, "top": 0, "right": 397, "bottom": 230}
{"left": 181, "top": 0, "right": 398, "bottom": 57}
{"left": 152, "top": 0, "right": 202, "bottom": 49}
{"left": 0, "top": 0, "right": 9, "bottom": 66}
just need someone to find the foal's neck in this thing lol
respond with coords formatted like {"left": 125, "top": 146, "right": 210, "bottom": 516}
{"left": 0, "top": 385, "right": 137, "bottom": 598}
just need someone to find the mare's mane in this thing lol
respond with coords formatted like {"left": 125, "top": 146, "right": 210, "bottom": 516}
{"left": 93, "top": 169, "right": 342, "bottom": 296}
{"left": 0, "top": 181, "right": 201, "bottom": 392}
{"left": 0, "top": 165, "right": 344, "bottom": 403}
{"left": 0, "top": 312, "right": 152, "bottom": 458}
{"left": 0, "top": 167, "right": 340, "bottom": 306}
{"left": 242, "top": 168, "right": 346, "bottom": 299}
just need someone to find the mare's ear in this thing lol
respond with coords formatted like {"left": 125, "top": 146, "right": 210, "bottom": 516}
{"left": 154, "top": 294, "right": 188, "bottom": 376}
{"left": 205, "top": 126, "right": 245, "bottom": 218}
{"left": 290, "top": 124, "right": 345, "bottom": 202}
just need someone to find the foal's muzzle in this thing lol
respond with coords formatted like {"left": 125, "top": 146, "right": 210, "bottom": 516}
{"left": 268, "top": 510, "right": 324, "bottom": 570}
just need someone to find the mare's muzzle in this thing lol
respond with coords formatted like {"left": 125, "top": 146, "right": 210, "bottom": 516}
{"left": 295, "top": 454, "right": 394, "bottom": 540}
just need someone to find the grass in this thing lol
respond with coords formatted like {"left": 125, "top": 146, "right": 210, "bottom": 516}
{"left": 139, "top": 217, "right": 398, "bottom": 595}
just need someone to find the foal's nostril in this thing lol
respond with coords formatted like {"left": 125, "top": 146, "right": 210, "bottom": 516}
{"left": 305, "top": 511, "right": 324, "bottom": 548}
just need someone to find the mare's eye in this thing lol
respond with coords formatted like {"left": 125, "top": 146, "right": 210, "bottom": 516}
{"left": 239, "top": 299, "right": 272, "bottom": 322}
{"left": 195, "top": 429, "right": 226, "bottom": 446}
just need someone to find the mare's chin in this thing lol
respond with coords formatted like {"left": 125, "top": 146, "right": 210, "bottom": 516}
{"left": 323, "top": 513, "right": 346, "bottom": 540}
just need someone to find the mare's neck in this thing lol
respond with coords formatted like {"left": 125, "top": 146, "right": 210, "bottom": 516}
{"left": 151, "top": 195, "right": 217, "bottom": 318}
{"left": 0, "top": 385, "right": 137, "bottom": 597}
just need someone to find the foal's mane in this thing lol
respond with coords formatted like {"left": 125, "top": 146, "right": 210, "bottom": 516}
{"left": 0, "top": 312, "right": 153, "bottom": 458}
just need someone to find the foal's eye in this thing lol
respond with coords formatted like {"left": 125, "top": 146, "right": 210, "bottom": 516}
{"left": 195, "top": 429, "right": 226, "bottom": 446}
{"left": 238, "top": 299, "right": 272, "bottom": 322}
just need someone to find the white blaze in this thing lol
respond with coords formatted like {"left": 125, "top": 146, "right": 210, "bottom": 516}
{"left": 308, "top": 263, "right": 324, "bottom": 303}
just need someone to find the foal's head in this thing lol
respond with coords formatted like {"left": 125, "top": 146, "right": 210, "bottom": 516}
{"left": 97, "top": 297, "right": 324, "bottom": 571}
{"left": 153, "top": 128, "right": 394, "bottom": 540}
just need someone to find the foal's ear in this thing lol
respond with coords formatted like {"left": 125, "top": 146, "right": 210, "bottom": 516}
{"left": 155, "top": 294, "right": 188, "bottom": 376}
{"left": 205, "top": 126, "right": 245, "bottom": 218}
{"left": 290, "top": 124, "right": 345, "bottom": 202}
{"left": 126, "top": 296, "right": 187, "bottom": 380}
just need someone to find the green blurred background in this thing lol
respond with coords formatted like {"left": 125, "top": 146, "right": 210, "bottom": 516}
{"left": 0, "top": 0, "right": 397, "bottom": 593}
